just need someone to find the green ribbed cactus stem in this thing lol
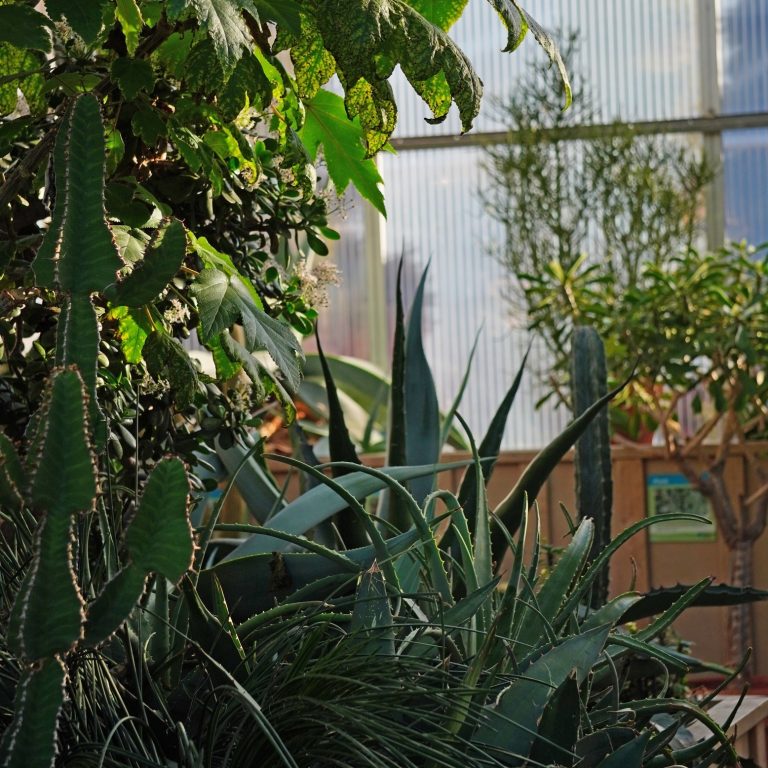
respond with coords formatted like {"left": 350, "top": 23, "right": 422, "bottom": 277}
{"left": 0, "top": 93, "right": 193, "bottom": 768}
{"left": 571, "top": 325, "right": 613, "bottom": 607}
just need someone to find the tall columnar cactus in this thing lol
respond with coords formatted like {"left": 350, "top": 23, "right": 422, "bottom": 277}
{"left": 571, "top": 325, "right": 613, "bottom": 606}
{"left": 0, "top": 94, "right": 194, "bottom": 768}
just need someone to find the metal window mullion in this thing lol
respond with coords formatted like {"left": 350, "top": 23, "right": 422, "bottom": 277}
{"left": 699, "top": 0, "right": 726, "bottom": 250}
{"left": 363, "top": 154, "right": 389, "bottom": 371}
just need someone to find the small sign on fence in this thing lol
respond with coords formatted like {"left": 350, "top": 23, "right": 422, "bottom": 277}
{"left": 646, "top": 473, "right": 716, "bottom": 542}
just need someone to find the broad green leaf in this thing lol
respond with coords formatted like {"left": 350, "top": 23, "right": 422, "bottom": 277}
{"left": 144, "top": 330, "right": 200, "bottom": 408}
{"left": 189, "top": 0, "right": 255, "bottom": 71}
{"left": 33, "top": 95, "right": 122, "bottom": 295}
{"left": 313, "top": 0, "right": 482, "bottom": 137}
{"left": 107, "top": 219, "right": 186, "bottom": 306}
{"left": 255, "top": 0, "right": 300, "bottom": 33}
{"left": 46, "top": 0, "right": 107, "bottom": 44}
{"left": 342, "top": 74, "right": 397, "bottom": 154}
{"left": 126, "top": 458, "right": 194, "bottom": 581}
{"left": 115, "top": 0, "right": 144, "bottom": 55}
{"left": 279, "top": 12, "right": 335, "bottom": 100}
{"left": 405, "top": 0, "right": 468, "bottom": 30}
{"left": 208, "top": 332, "right": 243, "bottom": 380}
{"left": 84, "top": 565, "right": 147, "bottom": 646}
{"left": 0, "top": 5, "right": 52, "bottom": 51}
{"left": 223, "top": 460, "right": 472, "bottom": 559}
{"left": 111, "top": 57, "right": 155, "bottom": 100}
{"left": 167, "top": 0, "right": 191, "bottom": 19}
{"left": 131, "top": 104, "right": 167, "bottom": 145}
{"left": 218, "top": 330, "right": 266, "bottom": 397}
{"left": 299, "top": 88, "right": 385, "bottom": 216}
{"left": 474, "top": 625, "right": 611, "bottom": 756}
{"left": 0, "top": 658, "right": 67, "bottom": 768}
{"left": 110, "top": 305, "right": 153, "bottom": 363}
{"left": 184, "top": 38, "right": 226, "bottom": 92}
{"left": 7, "top": 514, "right": 85, "bottom": 660}
{"left": 192, "top": 268, "right": 303, "bottom": 392}
{"left": 0, "top": 44, "right": 44, "bottom": 117}
{"left": 28, "top": 369, "right": 95, "bottom": 515}
{"left": 219, "top": 52, "right": 271, "bottom": 119}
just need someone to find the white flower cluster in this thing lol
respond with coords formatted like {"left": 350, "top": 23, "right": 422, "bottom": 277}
{"left": 163, "top": 298, "right": 191, "bottom": 325}
{"left": 297, "top": 260, "right": 341, "bottom": 308}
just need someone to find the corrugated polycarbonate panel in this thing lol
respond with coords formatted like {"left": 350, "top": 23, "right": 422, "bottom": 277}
{"left": 721, "top": 0, "right": 768, "bottom": 114}
{"left": 318, "top": 193, "right": 372, "bottom": 360}
{"left": 723, "top": 128, "right": 768, "bottom": 245}
{"left": 390, "top": 0, "right": 702, "bottom": 138}
{"left": 380, "top": 146, "right": 570, "bottom": 449}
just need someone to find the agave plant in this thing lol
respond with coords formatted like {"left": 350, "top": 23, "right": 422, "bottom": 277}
{"left": 167, "top": 263, "right": 751, "bottom": 767}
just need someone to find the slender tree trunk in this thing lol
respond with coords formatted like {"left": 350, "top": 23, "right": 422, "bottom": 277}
{"left": 728, "top": 537, "right": 755, "bottom": 674}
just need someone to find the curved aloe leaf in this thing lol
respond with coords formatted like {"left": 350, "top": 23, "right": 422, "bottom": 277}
{"left": 513, "top": 518, "right": 594, "bottom": 652}
{"left": 529, "top": 674, "right": 580, "bottom": 767}
{"left": 557, "top": 513, "right": 710, "bottom": 628}
{"left": 200, "top": 527, "right": 420, "bottom": 620}
{"left": 404, "top": 262, "right": 440, "bottom": 507}
{"left": 315, "top": 328, "right": 367, "bottom": 547}
{"left": 223, "top": 460, "right": 470, "bottom": 560}
{"left": 581, "top": 592, "right": 642, "bottom": 632}
{"left": 453, "top": 342, "right": 529, "bottom": 544}
{"left": 215, "top": 439, "right": 285, "bottom": 521}
{"left": 351, "top": 563, "right": 394, "bottom": 655}
{"left": 474, "top": 624, "right": 611, "bottom": 758}
{"left": 620, "top": 583, "right": 768, "bottom": 624}
{"left": 594, "top": 731, "right": 650, "bottom": 768}
{"left": 492, "top": 376, "right": 628, "bottom": 559}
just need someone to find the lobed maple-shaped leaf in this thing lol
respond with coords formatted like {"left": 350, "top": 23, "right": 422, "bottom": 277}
{"left": 308, "top": 0, "right": 482, "bottom": 146}
{"left": 189, "top": 0, "right": 258, "bottom": 71}
{"left": 299, "top": 89, "right": 385, "bottom": 216}
{"left": 45, "top": 0, "right": 107, "bottom": 44}
{"left": 0, "top": 5, "right": 53, "bottom": 52}
{"left": 192, "top": 268, "right": 303, "bottom": 392}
